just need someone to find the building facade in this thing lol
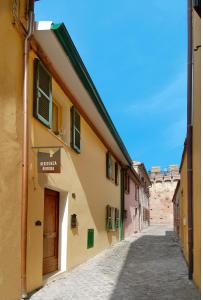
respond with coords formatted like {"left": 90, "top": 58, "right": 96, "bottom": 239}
{"left": 172, "top": 180, "right": 180, "bottom": 235}
{"left": 0, "top": 3, "right": 139, "bottom": 299}
{"left": 133, "top": 161, "right": 150, "bottom": 230}
{"left": 177, "top": 0, "right": 201, "bottom": 290}
{"left": 179, "top": 147, "right": 189, "bottom": 264}
{"left": 190, "top": 1, "right": 201, "bottom": 289}
{"left": 149, "top": 165, "right": 180, "bottom": 225}
{"left": 123, "top": 170, "right": 140, "bottom": 238}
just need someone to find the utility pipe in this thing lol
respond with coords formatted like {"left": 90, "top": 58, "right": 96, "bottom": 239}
{"left": 187, "top": 0, "right": 193, "bottom": 280}
{"left": 21, "top": 1, "right": 34, "bottom": 298}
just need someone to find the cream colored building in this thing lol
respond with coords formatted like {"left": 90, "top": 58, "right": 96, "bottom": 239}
{"left": 0, "top": 2, "right": 137, "bottom": 299}
{"left": 178, "top": 1, "right": 201, "bottom": 290}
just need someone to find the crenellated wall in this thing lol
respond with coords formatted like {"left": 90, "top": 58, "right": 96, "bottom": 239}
{"left": 149, "top": 165, "right": 180, "bottom": 225}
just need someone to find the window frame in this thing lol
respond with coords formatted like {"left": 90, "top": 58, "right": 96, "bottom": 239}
{"left": 71, "top": 106, "right": 81, "bottom": 153}
{"left": 52, "top": 99, "right": 62, "bottom": 135}
{"left": 33, "top": 58, "right": 52, "bottom": 128}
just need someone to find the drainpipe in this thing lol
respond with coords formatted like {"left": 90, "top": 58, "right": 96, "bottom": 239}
{"left": 187, "top": 0, "right": 193, "bottom": 280}
{"left": 21, "top": 1, "right": 34, "bottom": 298}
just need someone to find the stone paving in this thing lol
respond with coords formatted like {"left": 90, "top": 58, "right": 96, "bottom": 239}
{"left": 29, "top": 225, "right": 200, "bottom": 300}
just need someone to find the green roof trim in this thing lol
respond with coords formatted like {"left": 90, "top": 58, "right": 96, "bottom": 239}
{"left": 51, "top": 22, "right": 132, "bottom": 165}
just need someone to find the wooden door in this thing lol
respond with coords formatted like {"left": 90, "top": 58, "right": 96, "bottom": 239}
{"left": 43, "top": 188, "right": 59, "bottom": 275}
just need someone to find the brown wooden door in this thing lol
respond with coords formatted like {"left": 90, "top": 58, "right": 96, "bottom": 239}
{"left": 43, "top": 188, "right": 59, "bottom": 275}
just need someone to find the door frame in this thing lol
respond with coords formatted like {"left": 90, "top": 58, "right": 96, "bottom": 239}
{"left": 43, "top": 187, "right": 69, "bottom": 278}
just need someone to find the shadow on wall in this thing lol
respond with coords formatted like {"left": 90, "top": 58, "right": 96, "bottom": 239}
{"left": 109, "top": 232, "right": 200, "bottom": 300}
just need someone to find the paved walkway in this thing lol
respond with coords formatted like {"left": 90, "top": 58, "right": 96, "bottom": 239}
{"left": 30, "top": 225, "right": 200, "bottom": 300}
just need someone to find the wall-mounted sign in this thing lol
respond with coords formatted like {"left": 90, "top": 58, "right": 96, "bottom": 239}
{"left": 38, "top": 149, "right": 61, "bottom": 173}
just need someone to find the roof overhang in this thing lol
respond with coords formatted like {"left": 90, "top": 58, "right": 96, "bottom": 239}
{"left": 33, "top": 22, "right": 132, "bottom": 166}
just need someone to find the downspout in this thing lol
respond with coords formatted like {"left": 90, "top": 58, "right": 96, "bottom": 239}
{"left": 187, "top": 0, "right": 193, "bottom": 280}
{"left": 21, "top": 1, "right": 34, "bottom": 298}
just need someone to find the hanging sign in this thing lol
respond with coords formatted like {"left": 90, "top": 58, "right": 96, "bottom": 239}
{"left": 38, "top": 149, "right": 61, "bottom": 173}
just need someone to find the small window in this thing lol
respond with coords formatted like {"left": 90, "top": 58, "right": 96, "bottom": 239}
{"left": 124, "top": 209, "right": 128, "bottom": 219}
{"left": 71, "top": 106, "right": 81, "bottom": 153}
{"left": 33, "top": 59, "right": 52, "bottom": 127}
{"left": 106, "top": 205, "right": 119, "bottom": 231}
{"left": 193, "top": 0, "right": 201, "bottom": 16}
{"left": 115, "top": 208, "right": 119, "bottom": 228}
{"left": 106, "top": 152, "right": 113, "bottom": 179}
{"left": 125, "top": 172, "right": 130, "bottom": 194}
{"left": 106, "top": 205, "right": 112, "bottom": 230}
{"left": 87, "top": 229, "right": 94, "bottom": 249}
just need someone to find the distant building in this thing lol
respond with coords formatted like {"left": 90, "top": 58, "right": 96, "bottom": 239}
{"left": 148, "top": 165, "right": 180, "bottom": 225}
{"left": 123, "top": 169, "right": 140, "bottom": 238}
{"left": 133, "top": 161, "right": 151, "bottom": 230}
{"left": 172, "top": 180, "right": 180, "bottom": 235}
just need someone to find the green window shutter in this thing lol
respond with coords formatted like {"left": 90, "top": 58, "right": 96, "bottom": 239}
{"left": 106, "top": 205, "right": 112, "bottom": 230}
{"left": 71, "top": 106, "right": 81, "bottom": 153}
{"left": 115, "top": 162, "right": 119, "bottom": 185}
{"left": 106, "top": 152, "right": 112, "bottom": 179}
{"left": 33, "top": 58, "right": 52, "bottom": 128}
{"left": 115, "top": 208, "right": 119, "bottom": 229}
{"left": 87, "top": 229, "right": 94, "bottom": 249}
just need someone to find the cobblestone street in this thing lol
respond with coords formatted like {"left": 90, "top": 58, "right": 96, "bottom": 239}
{"left": 30, "top": 225, "right": 200, "bottom": 300}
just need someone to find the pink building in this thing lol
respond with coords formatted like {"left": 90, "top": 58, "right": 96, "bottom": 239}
{"left": 123, "top": 170, "right": 140, "bottom": 238}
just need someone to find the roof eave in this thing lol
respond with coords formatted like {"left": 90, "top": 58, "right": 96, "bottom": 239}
{"left": 51, "top": 22, "right": 132, "bottom": 166}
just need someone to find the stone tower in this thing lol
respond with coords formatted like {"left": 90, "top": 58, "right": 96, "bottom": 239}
{"left": 148, "top": 165, "right": 180, "bottom": 225}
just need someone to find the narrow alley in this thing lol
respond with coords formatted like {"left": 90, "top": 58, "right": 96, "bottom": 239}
{"left": 30, "top": 225, "right": 200, "bottom": 300}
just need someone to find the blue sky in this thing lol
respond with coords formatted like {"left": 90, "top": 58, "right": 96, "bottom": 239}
{"left": 35, "top": 0, "right": 187, "bottom": 171}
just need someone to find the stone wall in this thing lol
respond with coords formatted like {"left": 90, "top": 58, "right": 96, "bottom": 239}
{"left": 149, "top": 165, "right": 180, "bottom": 225}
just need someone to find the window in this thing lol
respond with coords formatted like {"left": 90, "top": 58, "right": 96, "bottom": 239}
{"left": 106, "top": 152, "right": 113, "bottom": 179}
{"left": 123, "top": 209, "right": 128, "bottom": 219}
{"left": 71, "top": 106, "right": 81, "bottom": 153}
{"left": 106, "top": 153, "right": 119, "bottom": 185}
{"left": 115, "top": 162, "right": 119, "bottom": 185}
{"left": 33, "top": 59, "right": 52, "bottom": 127}
{"left": 106, "top": 205, "right": 119, "bottom": 231}
{"left": 193, "top": 0, "right": 201, "bottom": 16}
{"left": 125, "top": 172, "right": 130, "bottom": 193}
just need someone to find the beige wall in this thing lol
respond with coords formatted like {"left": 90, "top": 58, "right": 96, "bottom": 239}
{"left": 179, "top": 152, "right": 188, "bottom": 263}
{"left": 0, "top": 1, "right": 27, "bottom": 299}
{"left": 26, "top": 51, "right": 121, "bottom": 292}
{"left": 192, "top": 9, "right": 201, "bottom": 290}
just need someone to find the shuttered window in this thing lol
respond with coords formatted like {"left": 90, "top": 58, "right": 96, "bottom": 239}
{"left": 71, "top": 106, "right": 81, "bottom": 153}
{"left": 115, "top": 162, "right": 119, "bottom": 185}
{"left": 87, "top": 229, "right": 94, "bottom": 249}
{"left": 106, "top": 205, "right": 119, "bottom": 231}
{"left": 106, "top": 205, "right": 113, "bottom": 230}
{"left": 115, "top": 208, "right": 119, "bottom": 228}
{"left": 106, "top": 152, "right": 113, "bottom": 179}
{"left": 193, "top": 0, "right": 201, "bottom": 16}
{"left": 33, "top": 59, "right": 52, "bottom": 127}
{"left": 125, "top": 172, "right": 130, "bottom": 193}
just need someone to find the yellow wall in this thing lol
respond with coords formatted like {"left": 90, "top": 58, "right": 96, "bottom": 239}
{"left": 26, "top": 51, "right": 121, "bottom": 292}
{"left": 0, "top": 1, "right": 27, "bottom": 299}
{"left": 192, "top": 9, "right": 201, "bottom": 290}
{"left": 179, "top": 152, "right": 189, "bottom": 263}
